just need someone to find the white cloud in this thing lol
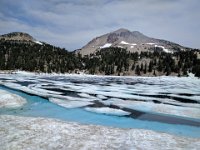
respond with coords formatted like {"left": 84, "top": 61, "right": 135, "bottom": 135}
{"left": 0, "top": 0, "right": 199, "bottom": 50}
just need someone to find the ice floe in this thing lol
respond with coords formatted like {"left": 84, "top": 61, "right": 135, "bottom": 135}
{"left": 0, "top": 90, "right": 26, "bottom": 108}
{"left": 78, "top": 93, "right": 96, "bottom": 99}
{"left": 102, "top": 99, "right": 200, "bottom": 119}
{"left": 49, "top": 98, "right": 93, "bottom": 109}
{"left": 85, "top": 107, "right": 131, "bottom": 116}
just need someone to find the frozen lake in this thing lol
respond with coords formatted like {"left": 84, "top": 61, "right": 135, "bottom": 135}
{"left": 0, "top": 73, "right": 200, "bottom": 137}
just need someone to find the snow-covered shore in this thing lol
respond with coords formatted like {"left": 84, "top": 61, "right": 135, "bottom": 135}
{"left": 0, "top": 90, "right": 26, "bottom": 108}
{"left": 0, "top": 70, "right": 198, "bottom": 78}
{"left": 0, "top": 115, "right": 199, "bottom": 150}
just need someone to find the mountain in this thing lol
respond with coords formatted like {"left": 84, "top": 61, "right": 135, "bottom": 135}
{"left": 0, "top": 32, "right": 43, "bottom": 45}
{"left": 77, "top": 28, "right": 186, "bottom": 56}
{"left": 0, "top": 31, "right": 199, "bottom": 77}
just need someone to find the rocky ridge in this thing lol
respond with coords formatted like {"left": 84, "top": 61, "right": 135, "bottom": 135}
{"left": 77, "top": 28, "right": 186, "bottom": 56}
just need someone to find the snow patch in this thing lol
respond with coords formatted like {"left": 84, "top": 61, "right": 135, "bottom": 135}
{"left": 116, "top": 46, "right": 123, "bottom": 48}
{"left": 100, "top": 43, "right": 112, "bottom": 49}
{"left": 120, "top": 41, "right": 137, "bottom": 46}
{"left": 155, "top": 45, "right": 172, "bottom": 53}
{"left": 146, "top": 43, "right": 156, "bottom": 45}
{"left": 34, "top": 41, "right": 43, "bottom": 45}
{"left": 120, "top": 41, "right": 129, "bottom": 45}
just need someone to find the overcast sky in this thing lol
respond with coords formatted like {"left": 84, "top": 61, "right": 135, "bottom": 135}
{"left": 0, "top": 0, "right": 199, "bottom": 50}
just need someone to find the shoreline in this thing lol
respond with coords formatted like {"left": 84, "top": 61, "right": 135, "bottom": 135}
{"left": 0, "top": 70, "right": 197, "bottom": 79}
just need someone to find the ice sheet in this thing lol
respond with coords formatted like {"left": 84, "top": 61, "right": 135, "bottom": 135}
{"left": 0, "top": 73, "right": 200, "bottom": 119}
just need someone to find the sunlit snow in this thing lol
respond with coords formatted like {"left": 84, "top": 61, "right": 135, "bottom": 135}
{"left": 100, "top": 43, "right": 112, "bottom": 49}
{"left": 34, "top": 41, "right": 43, "bottom": 45}
{"left": 146, "top": 43, "right": 156, "bottom": 45}
{"left": 120, "top": 41, "right": 137, "bottom": 46}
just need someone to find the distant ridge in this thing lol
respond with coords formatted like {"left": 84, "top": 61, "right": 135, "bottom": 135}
{"left": 0, "top": 32, "right": 43, "bottom": 45}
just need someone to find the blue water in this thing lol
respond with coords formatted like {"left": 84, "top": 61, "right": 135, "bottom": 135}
{"left": 0, "top": 86, "right": 200, "bottom": 138}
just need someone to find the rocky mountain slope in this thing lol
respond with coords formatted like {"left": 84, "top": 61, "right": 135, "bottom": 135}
{"left": 0, "top": 32, "right": 43, "bottom": 45}
{"left": 77, "top": 28, "right": 186, "bottom": 56}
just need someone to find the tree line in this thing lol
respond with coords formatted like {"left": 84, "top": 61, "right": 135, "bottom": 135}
{"left": 0, "top": 40, "right": 200, "bottom": 77}
{"left": 81, "top": 47, "right": 200, "bottom": 77}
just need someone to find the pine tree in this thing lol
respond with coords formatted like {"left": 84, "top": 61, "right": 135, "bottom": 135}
{"left": 148, "top": 61, "right": 153, "bottom": 72}
{"left": 140, "top": 63, "right": 143, "bottom": 71}
{"left": 135, "top": 65, "right": 140, "bottom": 75}
{"left": 131, "top": 63, "right": 135, "bottom": 71}
{"left": 144, "top": 63, "right": 147, "bottom": 74}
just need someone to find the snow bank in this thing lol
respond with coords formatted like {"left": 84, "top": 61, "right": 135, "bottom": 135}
{"left": 85, "top": 107, "right": 131, "bottom": 116}
{"left": 0, "top": 115, "right": 199, "bottom": 150}
{"left": 0, "top": 90, "right": 26, "bottom": 108}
